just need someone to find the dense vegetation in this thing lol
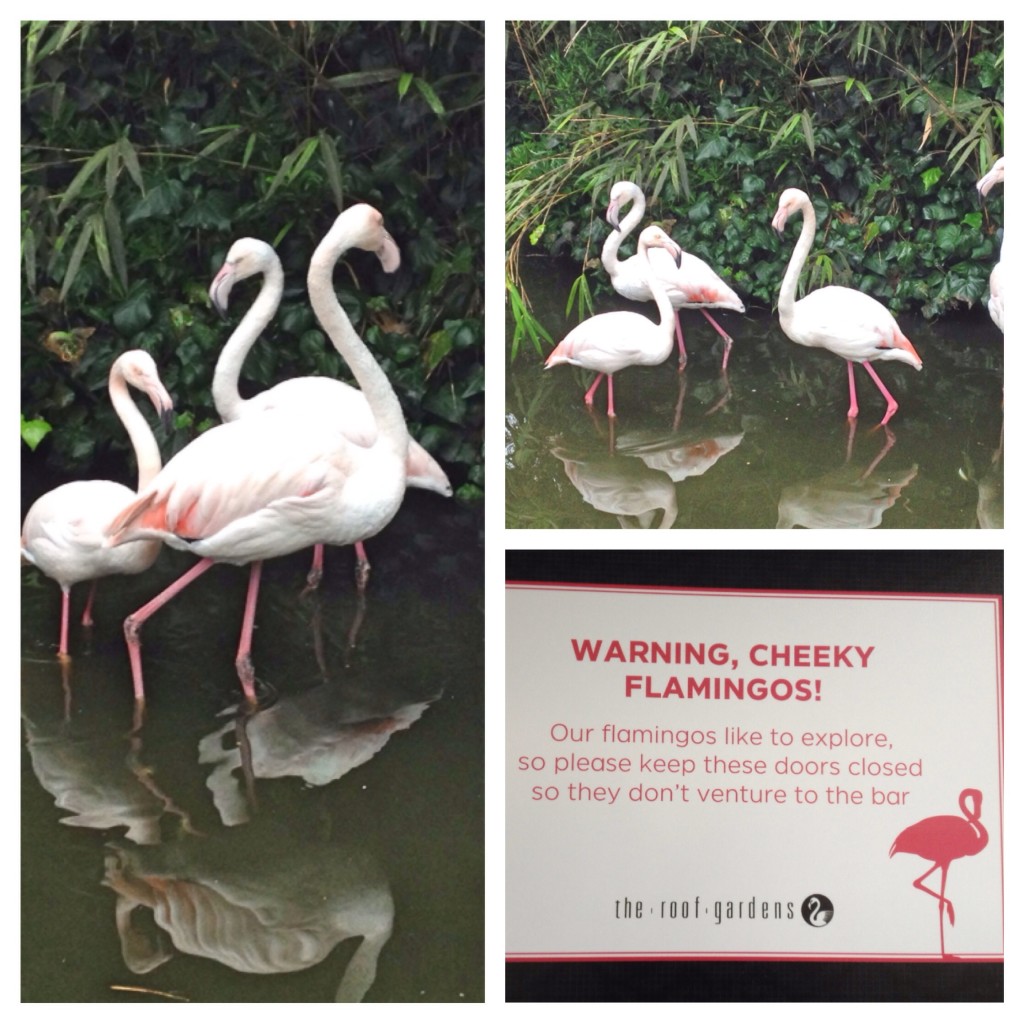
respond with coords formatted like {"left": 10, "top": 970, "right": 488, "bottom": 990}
{"left": 507, "top": 21, "right": 1003, "bottom": 358}
{"left": 22, "top": 21, "right": 484, "bottom": 500}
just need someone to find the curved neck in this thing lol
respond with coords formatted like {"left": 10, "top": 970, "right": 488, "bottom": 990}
{"left": 779, "top": 196, "right": 816, "bottom": 321}
{"left": 109, "top": 367, "right": 163, "bottom": 490}
{"left": 601, "top": 185, "right": 646, "bottom": 276}
{"left": 211, "top": 259, "right": 285, "bottom": 420}
{"left": 307, "top": 225, "right": 407, "bottom": 456}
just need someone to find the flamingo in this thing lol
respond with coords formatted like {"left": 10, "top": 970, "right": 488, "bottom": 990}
{"left": 208, "top": 237, "right": 451, "bottom": 590}
{"left": 546, "top": 225, "right": 683, "bottom": 418}
{"left": 772, "top": 188, "right": 922, "bottom": 426}
{"left": 889, "top": 788, "right": 989, "bottom": 958}
{"left": 602, "top": 180, "right": 745, "bottom": 369}
{"left": 105, "top": 205, "right": 410, "bottom": 704}
{"left": 21, "top": 350, "right": 174, "bottom": 659}
{"left": 976, "top": 157, "right": 1004, "bottom": 332}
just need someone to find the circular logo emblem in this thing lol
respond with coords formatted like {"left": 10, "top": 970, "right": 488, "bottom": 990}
{"left": 801, "top": 894, "right": 834, "bottom": 927}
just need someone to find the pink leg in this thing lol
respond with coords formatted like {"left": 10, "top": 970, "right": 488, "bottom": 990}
{"left": 606, "top": 373, "right": 617, "bottom": 418}
{"left": 234, "top": 561, "right": 262, "bottom": 703}
{"left": 861, "top": 361, "right": 899, "bottom": 425}
{"left": 354, "top": 541, "right": 371, "bottom": 593}
{"left": 846, "top": 361, "right": 860, "bottom": 419}
{"left": 81, "top": 580, "right": 98, "bottom": 627}
{"left": 304, "top": 544, "right": 325, "bottom": 592}
{"left": 58, "top": 586, "right": 71, "bottom": 659}
{"left": 124, "top": 557, "right": 217, "bottom": 703}
{"left": 583, "top": 373, "right": 605, "bottom": 408}
{"left": 700, "top": 310, "right": 734, "bottom": 371}
{"left": 674, "top": 312, "right": 688, "bottom": 369}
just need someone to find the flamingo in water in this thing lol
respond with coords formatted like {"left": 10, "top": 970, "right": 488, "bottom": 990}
{"left": 889, "top": 788, "right": 989, "bottom": 958}
{"left": 545, "top": 225, "right": 683, "bottom": 418}
{"left": 21, "top": 350, "right": 174, "bottom": 658}
{"left": 105, "top": 204, "right": 410, "bottom": 703}
{"left": 976, "top": 157, "right": 1004, "bottom": 333}
{"left": 772, "top": 188, "right": 922, "bottom": 426}
{"left": 208, "top": 237, "right": 451, "bottom": 590}
{"left": 602, "top": 181, "right": 745, "bottom": 370}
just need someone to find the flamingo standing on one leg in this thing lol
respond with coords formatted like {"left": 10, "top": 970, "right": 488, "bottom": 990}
{"left": 602, "top": 181, "right": 745, "bottom": 370}
{"left": 207, "top": 237, "right": 451, "bottom": 592}
{"left": 889, "top": 788, "right": 989, "bottom": 958}
{"left": 976, "top": 157, "right": 1004, "bottom": 333}
{"left": 21, "top": 351, "right": 174, "bottom": 658}
{"left": 105, "top": 205, "right": 410, "bottom": 704}
{"left": 545, "top": 225, "right": 683, "bottom": 418}
{"left": 772, "top": 188, "right": 922, "bottom": 426}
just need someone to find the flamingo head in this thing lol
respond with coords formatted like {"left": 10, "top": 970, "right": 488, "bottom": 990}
{"left": 959, "top": 788, "right": 983, "bottom": 820}
{"left": 636, "top": 225, "right": 682, "bottom": 269}
{"left": 977, "top": 157, "right": 1004, "bottom": 199}
{"left": 114, "top": 350, "right": 175, "bottom": 431}
{"left": 606, "top": 181, "right": 643, "bottom": 231}
{"left": 771, "top": 188, "right": 810, "bottom": 238}
{"left": 209, "top": 238, "right": 279, "bottom": 318}
{"left": 323, "top": 204, "right": 402, "bottom": 275}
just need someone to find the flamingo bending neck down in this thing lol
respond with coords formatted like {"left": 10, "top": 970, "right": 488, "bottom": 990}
{"left": 106, "top": 205, "right": 410, "bottom": 704}
{"left": 602, "top": 181, "right": 745, "bottom": 370}
{"left": 208, "top": 237, "right": 451, "bottom": 590}
{"left": 976, "top": 157, "right": 1004, "bottom": 333}
{"left": 546, "top": 225, "right": 683, "bottom": 418}
{"left": 772, "top": 188, "right": 922, "bottom": 426}
{"left": 889, "top": 788, "right": 989, "bottom": 958}
{"left": 21, "top": 351, "right": 174, "bottom": 658}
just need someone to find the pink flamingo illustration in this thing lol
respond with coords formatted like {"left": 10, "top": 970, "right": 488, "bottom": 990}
{"left": 889, "top": 788, "right": 988, "bottom": 958}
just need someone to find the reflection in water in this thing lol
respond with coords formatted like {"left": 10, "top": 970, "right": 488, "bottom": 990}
{"left": 548, "top": 427, "right": 744, "bottom": 529}
{"left": 21, "top": 545, "right": 468, "bottom": 1001}
{"left": 200, "top": 685, "right": 440, "bottom": 827}
{"left": 105, "top": 823, "right": 394, "bottom": 1002}
{"left": 961, "top": 420, "right": 1004, "bottom": 529}
{"left": 776, "top": 426, "right": 918, "bottom": 529}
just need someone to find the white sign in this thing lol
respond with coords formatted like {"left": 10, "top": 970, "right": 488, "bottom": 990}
{"left": 506, "top": 583, "right": 1003, "bottom": 962}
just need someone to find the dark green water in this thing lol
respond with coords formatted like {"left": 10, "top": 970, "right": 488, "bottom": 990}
{"left": 507, "top": 258, "right": 1002, "bottom": 529}
{"left": 21, "top": 495, "right": 483, "bottom": 1002}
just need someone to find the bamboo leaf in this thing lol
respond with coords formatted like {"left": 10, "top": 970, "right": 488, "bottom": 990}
{"left": 90, "top": 211, "right": 112, "bottom": 279}
{"left": 398, "top": 72, "right": 413, "bottom": 98}
{"left": 242, "top": 132, "right": 257, "bottom": 169}
{"left": 103, "top": 198, "right": 128, "bottom": 291}
{"left": 414, "top": 77, "right": 446, "bottom": 116}
{"left": 57, "top": 144, "right": 112, "bottom": 213}
{"left": 318, "top": 131, "right": 344, "bottom": 210}
{"left": 325, "top": 68, "right": 402, "bottom": 89}
{"left": 59, "top": 219, "right": 94, "bottom": 301}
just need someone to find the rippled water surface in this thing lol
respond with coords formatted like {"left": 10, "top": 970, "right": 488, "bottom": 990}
{"left": 21, "top": 495, "right": 482, "bottom": 1002}
{"left": 507, "top": 257, "right": 1003, "bottom": 529}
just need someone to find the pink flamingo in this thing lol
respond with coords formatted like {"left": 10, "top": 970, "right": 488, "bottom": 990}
{"left": 889, "top": 788, "right": 989, "bottom": 958}
{"left": 602, "top": 181, "right": 745, "bottom": 369}
{"left": 772, "top": 188, "right": 922, "bottom": 426}
{"left": 105, "top": 205, "right": 410, "bottom": 704}
{"left": 208, "top": 237, "right": 451, "bottom": 591}
{"left": 976, "top": 157, "right": 1004, "bottom": 333}
{"left": 21, "top": 351, "right": 174, "bottom": 658}
{"left": 545, "top": 225, "right": 683, "bottom": 418}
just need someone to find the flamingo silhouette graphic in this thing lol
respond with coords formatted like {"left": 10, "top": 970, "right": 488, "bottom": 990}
{"left": 889, "top": 788, "right": 988, "bottom": 958}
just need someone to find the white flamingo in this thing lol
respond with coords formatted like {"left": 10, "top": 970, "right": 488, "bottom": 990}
{"left": 976, "top": 157, "right": 1004, "bottom": 332}
{"left": 602, "top": 180, "right": 745, "bottom": 369}
{"left": 21, "top": 350, "right": 174, "bottom": 657}
{"left": 772, "top": 188, "right": 922, "bottom": 426}
{"left": 208, "top": 237, "right": 451, "bottom": 589}
{"left": 546, "top": 225, "right": 683, "bottom": 417}
{"left": 106, "top": 205, "right": 410, "bottom": 703}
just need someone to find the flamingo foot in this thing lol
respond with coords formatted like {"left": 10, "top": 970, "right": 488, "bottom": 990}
{"left": 235, "top": 652, "right": 258, "bottom": 704}
{"left": 301, "top": 545, "right": 325, "bottom": 596}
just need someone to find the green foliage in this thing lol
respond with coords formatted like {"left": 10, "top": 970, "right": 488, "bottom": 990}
{"left": 22, "top": 21, "right": 483, "bottom": 492}
{"left": 506, "top": 20, "right": 1003, "bottom": 358}
{"left": 21, "top": 414, "right": 52, "bottom": 451}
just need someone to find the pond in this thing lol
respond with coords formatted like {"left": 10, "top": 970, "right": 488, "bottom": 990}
{"left": 21, "top": 491, "right": 483, "bottom": 1002}
{"left": 507, "top": 256, "right": 1003, "bottom": 529}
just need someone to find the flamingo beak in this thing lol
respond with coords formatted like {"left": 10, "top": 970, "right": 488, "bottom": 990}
{"left": 376, "top": 230, "right": 401, "bottom": 274}
{"left": 606, "top": 200, "right": 621, "bottom": 230}
{"left": 209, "top": 264, "right": 234, "bottom": 319}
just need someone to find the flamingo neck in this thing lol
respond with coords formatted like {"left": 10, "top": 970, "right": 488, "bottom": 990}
{"left": 212, "top": 257, "right": 285, "bottom": 421}
{"left": 307, "top": 223, "right": 408, "bottom": 459}
{"left": 601, "top": 184, "right": 646, "bottom": 278}
{"left": 109, "top": 365, "right": 163, "bottom": 490}
{"left": 638, "top": 240, "right": 678, "bottom": 343}
{"left": 779, "top": 195, "right": 816, "bottom": 325}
